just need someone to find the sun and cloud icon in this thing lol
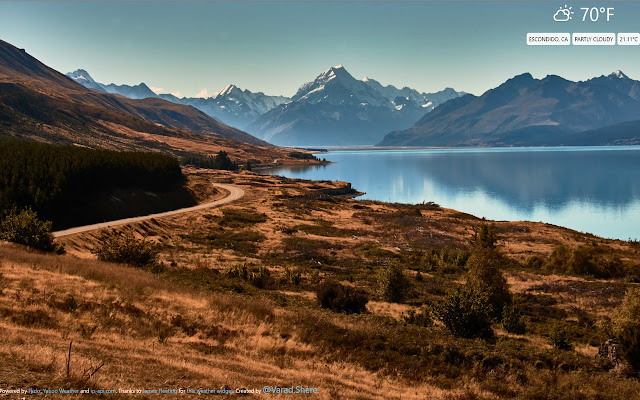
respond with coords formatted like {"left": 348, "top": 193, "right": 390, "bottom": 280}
{"left": 554, "top": 5, "right": 574, "bottom": 22}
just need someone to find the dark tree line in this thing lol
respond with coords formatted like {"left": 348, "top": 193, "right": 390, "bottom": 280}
{"left": 0, "top": 139, "right": 184, "bottom": 225}
{"left": 180, "top": 151, "right": 238, "bottom": 171}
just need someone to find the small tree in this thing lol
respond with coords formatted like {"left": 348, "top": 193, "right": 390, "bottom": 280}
{"left": 215, "top": 151, "right": 238, "bottom": 171}
{"left": 465, "top": 245, "right": 512, "bottom": 320}
{"left": 610, "top": 288, "right": 640, "bottom": 370}
{"left": 403, "top": 306, "right": 433, "bottom": 327}
{"left": 435, "top": 286, "right": 494, "bottom": 339}
{"left": 377, "top": 262, "right": 408, "bottom": 303}
{"left": 0, "top": 208, "right": 64, "bottom": 253}
{"left": 470, "top": 223, "right": 498, "bottom": 249}
{"left": 501, "top": 304, "right": 526, "bottom": 334}
{"left": 550, "top": 324, "right": 572, "bottom": 350}
{"left": 316, "top": 280, "right": 368, "bottom": 314}
{"left": 92, "top": 230, "right": 160, "bottom": 270}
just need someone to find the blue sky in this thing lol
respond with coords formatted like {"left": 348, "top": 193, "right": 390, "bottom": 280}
{"left": 1, "top": 1, "right": 639, "bottom": 97}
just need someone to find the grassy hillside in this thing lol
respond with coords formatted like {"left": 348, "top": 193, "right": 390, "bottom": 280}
{"left": 15, "top": 169, "right": 633, "bottom": 399}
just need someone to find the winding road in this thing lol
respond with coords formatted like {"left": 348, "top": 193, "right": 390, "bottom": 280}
{"left": 53, "top": 183, "right": 244, "bottom": 238}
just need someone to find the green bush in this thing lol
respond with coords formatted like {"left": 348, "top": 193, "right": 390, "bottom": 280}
{"left": 465, "top": 246, "right": 512, "bottom": 320}
{"left": 377, "top": 262, "right": 408, "bottom": 303}
{"left": 225, "top": 264, "right": 273, "bottom": 289}
{"left": 501, "top": 304, "right": 526, "bottom": 334}
{"left": 526, "top": 255, "right": 545, "bottom": 269}
{"left": 219, "top": 208, "right": 268, "bottom": 227}
{"left": 91, "top": 230, "right": 161, "bottom": 270}
{"left": 550, "top": 325, "right": 572, "bottom": 350}
{"left": 610, "top": 288, "right": 640, "bottom": 370}
{"left": 316, "top": 280, "right": 368, "bottom": 314}
{"left": 0, "top": 208, "right": 64, "bottom": 253}
{"left": 403, "top": 306, "right": 433, "bottom": 327}
{"left": 544, "top": 244, "right": 624, "bottom": 278}
{"left": 283, "top": 267, "right": 301, "bottom": 286}
{"left": 435, "top": 286, "right": 494, "bottom": 339}
{"left": 470, "top": 223, "right": 498, "bottom": 249}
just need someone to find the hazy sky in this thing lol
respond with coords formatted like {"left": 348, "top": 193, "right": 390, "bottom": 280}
{"left": 1, "top": 1, "right": 640, "bottom": 97}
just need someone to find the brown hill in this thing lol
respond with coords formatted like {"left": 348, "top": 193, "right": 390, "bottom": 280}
{"left": 0, "top": 39, "right": 273, "bottom": 156}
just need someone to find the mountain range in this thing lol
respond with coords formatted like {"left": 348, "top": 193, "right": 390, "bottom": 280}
{"left": 67, "top": 70, "right": 290, "bottom": 131}
{"left": 158, "top": 86, "right": 289, "bottom": 130}
{"left": 379, "top": 70, "right": 640, "bottom": 147}
{"left": 0, "top": 39, "right": 272, "bottom": 158}
{"left": 248, "top": 65, "right": 466, "bottom": 146}
{"left": 68, "top": 66, "right": 467, "bottom": 146}
{"left": 32, "top": 46, "right": 640, "bottom": 148}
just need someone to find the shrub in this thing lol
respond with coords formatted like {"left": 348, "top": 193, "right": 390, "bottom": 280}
{"left": 544, "top": 244, "right": 624, "bottom": 278}
{"left": 225, "top": 264, "right": 273, "bottom": 289}
{"left": 526, "top": 255, "right": 545, "bottom": 269}
{"left": 91, "top": 230, "right": 161, "bottom": 270}
{"left": 377, "top": 262, "right": 408, "bottom": 303}
{"left": 609, "top": 288, "right": 640, "bottom": 370}
{"left": 403, "top": 306, "right": 433, "bottom": 327}
{"left": 248, "top": 266, "right": 272, "bottom": 289}
{"left": 283, "top": 267, "right": 301, "bottom": 286}
{"left": 550, "top": 325, "right": 572, "bottom": 350}
{"left": 470, "top": 223, "right": 498, "bottom": 249}
{"left": 0, "top": 208, "right": 64, "bottom": 253}
{"left": 316, "top": 280, "right": 368, "bottom": 314}
{"left": 465, "top": 246, "right": 512, "bottom": 320}
{"left": 78, "top": 323, "right": 98, "bottom": 340}
{"left": 501, "top": 304, "right": 526, "bottom": 334}
{"left": 435, "top": 286, "right": 494, "bottom": 339}
{"left": 219, "top": 208, "right": 268, "bottom": 227}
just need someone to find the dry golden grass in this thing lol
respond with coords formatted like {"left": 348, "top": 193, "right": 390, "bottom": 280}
{"left": 0, "top": 243, "right": 477, "bottom": 399}
{"left": 9, "top": 170, "right": 640, "bottom": 399}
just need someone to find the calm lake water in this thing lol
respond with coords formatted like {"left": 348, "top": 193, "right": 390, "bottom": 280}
{"left": 264, "top": 147, "right": 640, "bottom": 241}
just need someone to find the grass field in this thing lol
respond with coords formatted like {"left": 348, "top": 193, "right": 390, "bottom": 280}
{"left": 2, "top": 169, "right": 639, "bottom": 399}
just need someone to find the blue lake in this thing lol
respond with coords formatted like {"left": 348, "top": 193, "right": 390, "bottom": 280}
{"left": 264, "top": 146, "right": 640, "bottom": 241}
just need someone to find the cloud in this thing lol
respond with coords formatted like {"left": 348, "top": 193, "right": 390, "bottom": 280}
{"left": 170, "top": 91, "right": 183, "bottom": 98}
{"left": 149, "top": 86, "right": 164, "bottom": 94}
{"left": 195, "top": 88, "right": 210, "bottom": 98}
{"left": 553, "top": 9, "right": 570, "bottom": 22}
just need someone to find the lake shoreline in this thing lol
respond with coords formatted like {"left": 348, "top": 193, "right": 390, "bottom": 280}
{"left": 262, "top": 146, "right": 640, "bottom": 241}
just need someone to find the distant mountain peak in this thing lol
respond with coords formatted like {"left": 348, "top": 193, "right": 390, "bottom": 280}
{"left": 509, "top": 72, "right": 535, "bottom": 82}
{"left": 216, "top": 84, "right": 239, "bottom": 97}
{"left": 317, "top": 65, "right": 353, "bottom": 82}
{"left": 67, "top": 69, "right": 96, "bottom": 83}
{"left": 611, "top": 70, "right": 629, "bottom": 79}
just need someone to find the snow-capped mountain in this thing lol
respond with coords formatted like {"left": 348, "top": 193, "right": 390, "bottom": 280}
{"left": 161, "top": 85, "right": 290, "bottom": 130}
{"left": 67, "top": 69, "right": 289, "bottom": 130}
{"left": 379, "top": 70, "right": 640, "bottom": 147}
{"left": 361, "top": 77, "right": 462, "bottom": 112}
{"left": 66, "top": 69, "right": 157, "bottom": 99}
{"left": 67, "top": 66, "right": 466, "bottom": 144}
{"left": 292, "top": 65, "right": 390, "bottom": 108}
{"left": 66, "top": 69, "right": 105, "bottom": 92}
{"left": 248, "top": 66, "right": 466, "bottom": 146}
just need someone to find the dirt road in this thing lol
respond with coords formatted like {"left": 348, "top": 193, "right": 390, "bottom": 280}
{"left": 53, "top": 183, "right": 244, "bottom": 238}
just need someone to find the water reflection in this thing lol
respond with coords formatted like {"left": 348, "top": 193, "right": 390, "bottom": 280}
{"left": 263, "top": 147, "right": 640, "bottom": 240}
